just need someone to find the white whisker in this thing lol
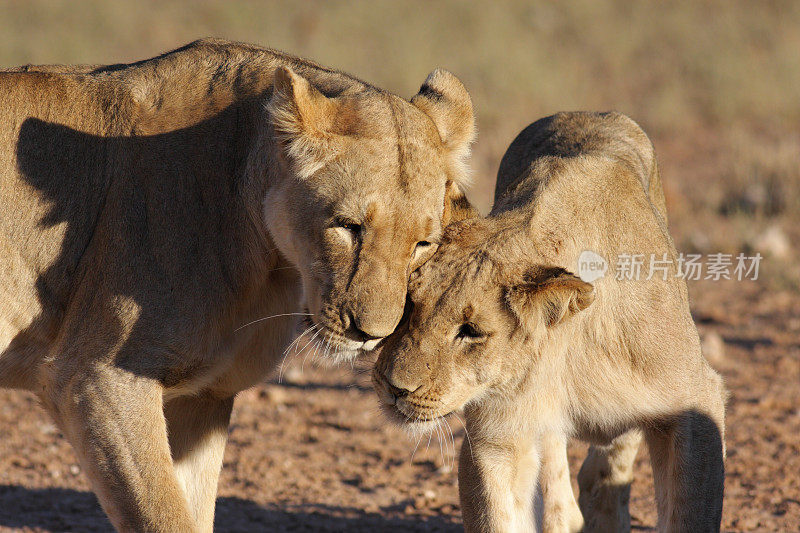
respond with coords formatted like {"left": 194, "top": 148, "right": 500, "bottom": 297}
{"left": 285, "top": 325, "right": 315, "bottom": 356}
{"left": 300, "top": 328, "right": 323, "bottom": 372}
{"left": 278, "top": 325, "right": 316, "bottom": 382}
{"left": 310, "top": 332, "right": 324, "bottom": 363}
{"left": 435, "top": 419, "right": 445, "bottom": 468}
{"left": 443, "top": 416, "right": 456, "bottom": 471}
{"left": 441, "top": 418, "right": 452, "bottom": 470}
{"left": 409, "top": 411, "right": 427, "bottom": 461}
{"left": 280, "top": 327, "right": 307, "bottom": 369}
{"left": 452, "top": 411, "right": 474, "bottom": 461}
{"left": 410, "top": 430, "right": 424, "bottom": 462}
{"left": 234, "top": 312, "right": 312, "bottom": 333}
{"left": 265, "top": 265, "right": 298, "bottom": 274}
{"left": 425, "top": 422, "right": 434, "bottom": 454}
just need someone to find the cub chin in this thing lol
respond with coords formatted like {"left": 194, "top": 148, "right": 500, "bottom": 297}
{"left": 373, "top": 111, "right": 726, "bottom": 533}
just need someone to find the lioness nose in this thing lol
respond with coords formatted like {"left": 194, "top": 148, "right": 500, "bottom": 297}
{"left": 350, "top": 323, "right": 383, "bottom": 343}
{"left": 346, "top": 311, "right": 387, "bottom": 343}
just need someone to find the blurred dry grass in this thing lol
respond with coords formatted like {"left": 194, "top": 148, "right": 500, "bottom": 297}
{"left": 1, "top": 0, "right": 798, "bottom": 287}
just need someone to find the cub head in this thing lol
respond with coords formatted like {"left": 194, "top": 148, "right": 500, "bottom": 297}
{"left": 261, "top": 66, "right": 475, "bottom": 361}
{"left": 373, "top": 219, "right": 594, "bottom": 431}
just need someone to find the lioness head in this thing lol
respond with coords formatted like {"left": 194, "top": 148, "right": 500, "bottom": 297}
{"left": 260, "top": 66, "right": 474, "bottom": 360}
{"left": 373, "top": 218, "right": 594, "bottom": 430}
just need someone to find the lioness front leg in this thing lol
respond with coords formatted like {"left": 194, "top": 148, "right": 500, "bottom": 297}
{"left": 41, "top": 363, "right": 197, "bottom": 532}
{"left": 165, "top": 394, "right": 234, "bottom": 532}
{"left": 577, "top": 429, "right": 642, "bottom": 532}
{"left": 459, "top": 435, "right": 540, "bottom": 533}
{"left": 539, "top": 432, "right": 583, "bottom": 532}
{"left": 644, "top": 408, "right": 725, "bottom": 533}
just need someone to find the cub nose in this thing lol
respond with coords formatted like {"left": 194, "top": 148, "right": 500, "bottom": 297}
{"left": 386, "top": 380, "right": 413, "bottom": 399}
{"left": 382, "top": 369, "right": 422, "bottom": 398}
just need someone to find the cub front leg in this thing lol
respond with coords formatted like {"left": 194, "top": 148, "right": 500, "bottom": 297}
{"left": 41, "top": 363, "right": 198, "bottom": 533}
{"left": 538, "top": 432, "right": 583, "bottom": 532}
{"left": 459, "top": 436, "right": 540, "bottom": 533}
{"left": 165, "top": 394, "right": 234, "bottom": 532}
{"left": 577, "top": 429, "right": 642, "bottom": 532}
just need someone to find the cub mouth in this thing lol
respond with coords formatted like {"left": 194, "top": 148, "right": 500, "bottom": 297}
{"left": 372, "top": 369, "right": 451, "bottom": 431}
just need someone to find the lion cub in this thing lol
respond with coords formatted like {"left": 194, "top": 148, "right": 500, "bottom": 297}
{"left": 374, "top": 112, "right": 726, "bottom": 532}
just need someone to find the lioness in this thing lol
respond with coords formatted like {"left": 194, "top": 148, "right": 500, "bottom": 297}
{"left": 0, "top": 39, "right": 477, "bottom": 531}
{"left": 374, "top": 112, "right": 726, "bottom": 532}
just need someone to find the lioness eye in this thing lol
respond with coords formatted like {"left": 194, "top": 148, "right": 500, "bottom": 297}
{"left": 335, "top": 218, "right": 362, "bottom": 235}
{"left": 457, "top": 323, "right": 484, "bottom": 340}
{"left": 416, "top": 241, "right": 431, "bottom": 248}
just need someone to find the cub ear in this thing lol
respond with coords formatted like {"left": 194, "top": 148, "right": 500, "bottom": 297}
{"left": 411, "top": 69, "right": 476, "bottom": 184}
{"left": 505, "top": 266, "right": 594, "bottom": 330}
{"left": 267, "top": 66, "right": 341, "bottom": 176}
{"left": 442, "top": 179, "right": 479, "bottom": 227}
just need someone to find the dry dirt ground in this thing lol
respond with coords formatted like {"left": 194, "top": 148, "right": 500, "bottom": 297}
{"left": 0, "top": 280, "right": 797, "bottom": 532}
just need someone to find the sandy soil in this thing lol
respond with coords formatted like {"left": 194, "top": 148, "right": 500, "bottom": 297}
{"left": 0, "top": 281, "right": 798, "bottom": 532}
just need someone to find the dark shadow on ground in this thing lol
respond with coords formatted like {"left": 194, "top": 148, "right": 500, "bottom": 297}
{"left": 216, "top": 498, "right": 461, "bottom": 532}
{"left": 265, "top": 379, "right": 372, "bottom": 393}
{"left": 0, "top": 486, "right": 461, "bottom": 532}
{"left": 0, "top": 485, "right": 112, "bottom": 532}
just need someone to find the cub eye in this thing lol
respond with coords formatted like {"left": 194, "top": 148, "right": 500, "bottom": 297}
{"left": 412, "top": 240, "right": 435, "bottom": 259}
{"left": 335, "top": 218, "right": 362, "bottom": 235}
{"left": 457, "top": 323, "right": 485, "bottom": 341}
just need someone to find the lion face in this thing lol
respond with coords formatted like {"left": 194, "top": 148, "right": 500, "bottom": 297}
{"left": 373, "top": 219, "right": 595, "bottom": 431}
{"left": 262, "top": 67, "right": 475, "bottom": 361}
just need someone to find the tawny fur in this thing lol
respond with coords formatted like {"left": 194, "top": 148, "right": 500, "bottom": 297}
{"left": 374, "top": 112, "right": 726, "bottom": 533}
{"left": 0, "top": 38, "right": 476, "bottom": 532}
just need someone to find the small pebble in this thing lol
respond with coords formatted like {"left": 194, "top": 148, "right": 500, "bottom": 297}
{"left": 752, "top": 225, "right": 790, "bottom": 259}
{"left": 701, "top": 331, "right": 725, "bottom": 366}
{"left": 261, "top": 385, "right": 288, "bottom": 405}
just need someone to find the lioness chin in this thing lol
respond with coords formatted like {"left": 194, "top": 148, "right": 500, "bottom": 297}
{"left": 0, "top": 38, "right": 477, "bottom": 532}
{"left": 374, "top": 112, "right": 726, "bottom": 533}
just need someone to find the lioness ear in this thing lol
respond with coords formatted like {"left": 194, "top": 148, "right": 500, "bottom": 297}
{"left": 267, "top": 66, "right": 340, "bottom": 176}
{"left": 411, "top": 69, "right": 475, "bottom": 184}
{"left": 505, "top": 266, "right": 594, "bottom": 330}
